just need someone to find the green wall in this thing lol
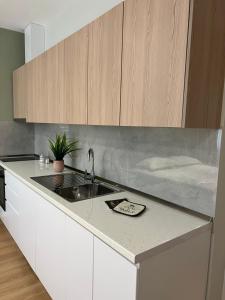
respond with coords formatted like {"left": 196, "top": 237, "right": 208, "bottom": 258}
{"left": 0, "top": 28, "right": 25, "bottom": 121}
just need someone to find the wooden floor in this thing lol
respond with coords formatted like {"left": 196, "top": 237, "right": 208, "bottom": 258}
{"left": 0, "top": 221, "right": 51, "bottom": 300}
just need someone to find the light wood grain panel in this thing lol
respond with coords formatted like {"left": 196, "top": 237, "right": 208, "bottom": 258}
{"left": 120, "top": 0, "right": 190, "bottom": 127}
{"left": 46, "top": 41, "right": 64, "bottom": 123}
{"left": 63, "top": 27, "right": 88, "bottom": 124}
{"left": 184, "top": 0, "right": 225, "bottom": 128}
{"left": 0, "top": 221, "right": 50, "bottom": 300}
{"left": 88, "top": 3, "right": 123, "bottom": 126}
{"left": 13, "top": 66, "right": 27, "bottom": 119}
{"left": 27, "top": 52, "right": 47, "bottom": 123}
{"left": 27, "top": 42, "right": 64, "bottom": 124}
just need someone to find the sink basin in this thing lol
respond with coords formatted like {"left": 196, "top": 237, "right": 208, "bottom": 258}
{"left": 31, "top": 173, "right": 121, "bottom": 203}
{"left": 55, "top": 183, "right": 118, "bottom": 202}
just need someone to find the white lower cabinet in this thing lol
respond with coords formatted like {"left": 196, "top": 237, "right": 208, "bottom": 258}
{"left": 3, "top": 172, "right": 94, "bottom": 300}
{"left": 4, "top": 173, "right": 39, "bottom": 269}
{"left": 36, "top": 198, "right": 67, "bottom": 300}
{"left": 93, "top": 237, "right": 138, "bottom": 300}
{"left": 1, "top": 171, "right": 211, "bottom": 300}
{"left": 65, "top": 216, "right": 93, "bottom": 300}
{"left": 1, "top": 196, "right": 20, "bottom": 243}
{"left": 36, "top": 199, "right": 94, "bottom": 300}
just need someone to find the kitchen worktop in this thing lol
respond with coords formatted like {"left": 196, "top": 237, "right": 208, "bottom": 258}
{"left": 0, "top": 160, "right": 211, "bottom": 264}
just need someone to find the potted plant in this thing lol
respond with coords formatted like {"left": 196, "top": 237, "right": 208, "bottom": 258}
{"left": 48, "top": 133, "right": 79, "bottom": 172}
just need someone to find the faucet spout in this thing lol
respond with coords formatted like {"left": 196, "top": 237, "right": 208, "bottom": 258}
{"left": 88, "top": 148, "right": 95, "bottom": 183}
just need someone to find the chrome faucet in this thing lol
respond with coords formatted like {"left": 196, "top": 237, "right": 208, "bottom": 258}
{"left": 88, "top": 148, "right": 95, "bottom": 183}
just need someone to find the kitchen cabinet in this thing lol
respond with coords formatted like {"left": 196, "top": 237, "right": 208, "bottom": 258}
{"left": 63, "top": 28, "right": 88, "bottom": 124}
{"left": 13, "top": 65, "right": 27, "bottom": 119}
{"left": 1, "top": 173, "right": 91, "bottom": 299}
{"left": 2, "top": 171, "right": 93, "bottom": 300}
{"left": 36, "top": 189, "right": 93, "bottom": 300}
{"left": 27, "top": 52, "right": 47, "bottom": 123}
{"left": 27, "top": 42, "right": 64, "bottom": 123}
{"left": 65, "top": 216, "right": 93, "bottom": 300}
{"left": 184, "top": 0, "right": 225, "bottom": 128}
{"left": 1, "top": 192, "right": 20, "bottom": 244}
{"left": 0, "top": 170, "right": 211, "bottom": 300}
{"left": 120, "top": 0, "right": 225, "bottom": 128}
{"left": 36, "top": 196, "right": 67, "bottom": 300}
{"left": 120, "top": 0, "right": 189, "bottom": 127}
{"left": 137, "top": 230, "right": 211, "bottom": 300}
{"left": 27, "top": 33, "right": 86, "bottom": 125}
{"left": 16, "top": 0, "right": 225, "bottom": 128}
{"left": 87, "top": 3, "right": 123, "bottom": 125}
{"left": 93, "top": 232, "right": 211, "bottom": 300}
{"left": 4, "top": 171, "right": 39, "bottom": 270}
{"left": 45, "top": 41, "right": 64, "bottom": 123}
{"left": 93, "top": 237, "right": 138, "bottom": 300}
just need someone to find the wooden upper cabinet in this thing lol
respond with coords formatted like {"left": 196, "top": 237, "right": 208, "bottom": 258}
{"left": 46, "top": 41, "right": 64, "bottom": 123}
{"left": 13, "top": 65, "right": 27, "bottom": 119}
{"left": 23, "top": 0, "right": 225, "bottom": 128}
{"left": 63, "top": 27, "right": 88, "bottom": 124}
{"left": 184, "top": 0, "right": 225, "bottom": 128}
{"left": 121, "top": 0, "right": 225, "bottom": 128}
{"left": 27, "top": 42, "right": 64, "bottom": 123}
{"left": 88, "top": 3, "right": 123, "bottom": 126}
{"left": 27, "top": 52, "right": 47, "bottom": 123}
{"left": 120, "top": 0, "right": 190, "bottom": 127}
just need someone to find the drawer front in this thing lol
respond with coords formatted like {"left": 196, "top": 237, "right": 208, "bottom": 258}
{"left": 4, "top": 171, "right": 39, "bottom": 270}
{"left": 5, "top": 171, "right": 30, "bottom": 198}
{"left": 5, "top": 185, "right": 21, "bottom": 214}
{"left": 1, "top": 200, "right": 20, "bottom": 243}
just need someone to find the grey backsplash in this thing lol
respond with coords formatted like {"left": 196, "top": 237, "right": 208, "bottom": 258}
{"left": 35, "top": 124, "right": 221, "bottom": 217}
{"left": 0, "top": 121, "right": 34, "bottom": 155}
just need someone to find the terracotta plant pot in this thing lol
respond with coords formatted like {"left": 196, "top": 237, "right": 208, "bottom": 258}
{"left": 53, "top": 160, "right": 64, "bottom": 172}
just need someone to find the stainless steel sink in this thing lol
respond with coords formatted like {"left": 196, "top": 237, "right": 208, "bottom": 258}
{"left": 31, "top": 172, "right": 121, "bottom": 203}
{"left": 55, "top": 182, "right": 119, "bottom": 202}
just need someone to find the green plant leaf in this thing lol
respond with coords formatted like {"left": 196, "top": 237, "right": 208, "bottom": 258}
{"left": 48, "top": 133, "right": 80, "bottom": 160}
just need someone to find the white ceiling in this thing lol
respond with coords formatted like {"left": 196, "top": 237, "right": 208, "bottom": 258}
{"left": 0, "top": 0, "right": 81, "bottom": 32}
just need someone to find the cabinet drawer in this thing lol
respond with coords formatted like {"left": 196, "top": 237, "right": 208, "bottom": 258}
{"left": 5, "top": 171, "right": 27, "bottom": 197}
{"left": 4, "top": 172, "right": 39, "bottom": 270}
{"left": 5, "top": 171, "right": 41, "bottom": 204}
{"left": 1, "top": 200, "right": 20, "bottom": 243}
{"left": 5, "top": 185, "right": 21, "bottom": 213}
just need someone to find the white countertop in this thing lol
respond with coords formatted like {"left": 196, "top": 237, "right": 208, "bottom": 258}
{"left": 0, "top": 160, "right": 211, "bottom": 264}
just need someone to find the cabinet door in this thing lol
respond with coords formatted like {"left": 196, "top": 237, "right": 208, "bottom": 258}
{"left": 27, "top": 42, "right": 64, "bottom": 123}
{"left": 36, "top": 198, "right": 66, "bottom": 300}
{"left": 120, "top": 0, "right": 190, "bottom": 127}
{"left": 13, "top": 65, "right": 27, "bottom": 119}
{"left": 4, "top": 172, "right": 39, "bottom": 270}
{"left": 65, "top": 216, "right": 93, "bottom": 300}
{"left": 93, "top": 237, "right": 138, "bottom": 300}
{"left": 63, "top": 28, "right": 88, "bottom": 124}
{"left": 1, "top": 191, "right": 20, "bottom": 243}
{"left": 27, "top": 52, "right": 47, "bottom": 122}
{"left": 88, "top": 3, "right": 123, "bottom": 125}
{"left": 46, "top": 41, "right": 64, "bottom": 123}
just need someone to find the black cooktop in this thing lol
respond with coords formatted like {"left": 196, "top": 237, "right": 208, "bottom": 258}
{"left": 0, "top": 154, "right": 38, "bottom": 162}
